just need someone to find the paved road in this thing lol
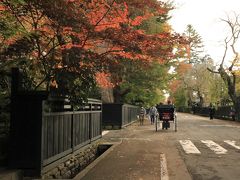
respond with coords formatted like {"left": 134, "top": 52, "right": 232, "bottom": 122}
{"left": 176, "top": 113, "right": 240, "bottom": 180}
{"left": 76, "top": 113, "right": 240, "bottom": 180}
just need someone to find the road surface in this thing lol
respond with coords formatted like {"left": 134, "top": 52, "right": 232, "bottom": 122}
{"left": 77, "top": 113, "right": 240, "bottom": 180}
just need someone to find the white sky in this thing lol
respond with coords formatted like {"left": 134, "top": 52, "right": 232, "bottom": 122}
{"left": 168, "top": 0, "right": 240, "bottom": 66}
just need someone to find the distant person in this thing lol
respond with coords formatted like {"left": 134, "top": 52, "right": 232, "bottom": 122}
{"left": 139, "top": 107, "right": 146, "bottom": 125}
{"left": 230, "top": 107, "right": 236, "bottom": 121}
{"left": 209, "top": 103, "right": 215, "bottom": 120}
{"left": 149, "top": 105, "right": 158, "bottom": 124}
{"left": 192, "top": 105, "right": 196, "bottom": 114}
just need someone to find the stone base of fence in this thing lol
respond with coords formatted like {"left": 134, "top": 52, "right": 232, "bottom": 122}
{"left": 41, "top": 142, "right": 100, "bottom": 179}
{"left": 103, "top": 125, "right": 121, "bottom": 130}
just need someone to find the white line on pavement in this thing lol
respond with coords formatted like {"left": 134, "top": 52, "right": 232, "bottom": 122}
{"left": 179, "top": 140, "right": 201, "bottom": 154}
{"left": 160, "top": 153, "right": 169, "bottom": 180}
{"left": 201, "top": 140, "right": 227, "bottom": 154}
{"left": 200, "top": 125, "right": 240, "bottom": 128}
{"left": 224, "top": 140, "right": 240, "bottom": 150}
{"left": 102, "top": 130, "right": 109, "bottom": 136}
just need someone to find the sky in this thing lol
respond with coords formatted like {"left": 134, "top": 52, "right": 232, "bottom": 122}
{"left": 168, "top": 0, "right": 240, "bottom": 66}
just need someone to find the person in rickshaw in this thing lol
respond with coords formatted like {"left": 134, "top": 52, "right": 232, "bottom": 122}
{"left": 163, "top": 100, "right": 174, "bottom": 129}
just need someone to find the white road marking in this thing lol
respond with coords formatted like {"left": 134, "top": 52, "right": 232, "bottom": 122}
{"left": 200, "top": 125, "right": 240, "bottom": 128}
{"left": 224, "top": 140, "right": 240, "bottom": 150}
{"left": 201, "top": 140, "right": 227, "bottom": 154}
{"left": 179, "top": 140, "right": 201, "bottom": 154}
{"left": 102, "top": 130, "right": 109, "bottom": 136}
{"left": 160, "top": 153, "right": 169, "bottom": 180}
{"left": 121, "top": 137, "right": 152, "bottom": 141}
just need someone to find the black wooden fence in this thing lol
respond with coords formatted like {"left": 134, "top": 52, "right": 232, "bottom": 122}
{"left": 9, "top": 96, "right": 102, "bottom": 176}
{"left": 8, "top": 68, "right": 102, "bottom": 176}
{"left": 177, "top": 106, "right": 234, "bottom": 120}
{"left": 42, "top": 99, "right": 102, "bottom": 167}
{"left": 102, "top": 103, "right": 139, "bottom": 128}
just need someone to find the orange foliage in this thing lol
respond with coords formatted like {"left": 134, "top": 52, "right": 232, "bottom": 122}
{"left": 86, "top": 2, "right": 129, "bottom": 31}
{"left": 95, "top": 72, "right": 115, "bottom": 88}
{"left": 176, "top": 62, "right": 192, "bottom": 75}
{"left": 0, "top": 0, "right": 184, "bottom": 90}
{"left": 0, "top": 5, "right": 6, "bottom": 11}
{"left": 169, "top": 80, "right": 182, "bottom": 93}
{"left": 130, "top": 15, "right": 148, "bottom": 26}
{"left": 4, "top": 33, "right": 22, "bottom": 46}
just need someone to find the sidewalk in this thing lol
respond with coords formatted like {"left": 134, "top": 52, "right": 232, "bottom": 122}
{"left": 0, "top": 119, "right": 192, "bottom": 180}
{"left": 74, "top": 120, "right": 192, "bottom": 180}
{"left": 0, "top": 168, "right": 23, "bottom": 180}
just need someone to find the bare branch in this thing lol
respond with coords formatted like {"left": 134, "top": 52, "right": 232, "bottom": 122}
{"left": 220, "top": 37, "right": 229, "bottom": 66}
{"left": 99, "top": 49, "right": 123, "bottom": 57}
{"left": 228, "top": 15, "right": 240, "bottom": 71}
{"left": 81, "top": 0, "right": 116, "bottom": 48}
{"left": 4, "top": 0, "right": 28, "bottom": 31}
{"left": 207, "top": 67, "right": 219, "bottom": 74}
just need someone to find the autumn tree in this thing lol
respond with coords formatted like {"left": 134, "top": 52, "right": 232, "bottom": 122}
{"left": 208, "top": 13, "right": 240, "bottom": 120}
{"left": 169, "top": 25, "right": 217, "bottom": 107}
{"left": 0, "top": 0, "right": 184, "bottom": 106}
{"left": 170, "top": 55, "right": 229, "bottom": 108}
{"left": 93, "top": 0, "right": 185, "bottom": 104}
{"left": 169, "top": 61, "right": 192, "bottom": 106}
{"left": 186, "top": 59, "right": 229, "bottom": 106}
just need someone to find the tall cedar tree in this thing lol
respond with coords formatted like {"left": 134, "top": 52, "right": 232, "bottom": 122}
{"left": 184, "top": 24, "right": 204, "bottom": 64}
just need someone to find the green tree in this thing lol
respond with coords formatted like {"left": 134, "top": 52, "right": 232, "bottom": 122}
{"left": 98, "top": 1, "right": 183, "bottom": 104}
{"left": 120, "top": 61, "right": 169, "bottom": 106}
{"left": 184, "top": 24, "right": 204, "bottom": 64}
{"left": 169, "top": 57, "right": 229, "bottom": 108}
{"left": 185, "top": 59, "right": 228, "bottom": 107}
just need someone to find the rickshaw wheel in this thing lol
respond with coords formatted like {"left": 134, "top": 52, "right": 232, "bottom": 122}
{"left": 155, "top": 120, "right": 158, "bottom": 131}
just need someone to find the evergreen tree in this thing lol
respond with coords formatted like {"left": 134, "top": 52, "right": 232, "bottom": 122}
{"left": 184, "top": 24, "right": 204, "bottom": 64}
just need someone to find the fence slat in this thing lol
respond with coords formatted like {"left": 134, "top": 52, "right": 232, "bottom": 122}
{"left": 43, "top": 117, "right": 48, "bottom": 159}
{"left": 47, "top": 116, "right": 53, "bottom": 158}
{"left": 58, "top": 115, "right": 63, "bottom": 154}
{"left": 53, "top": 116, "right": 58, "bottom": 155}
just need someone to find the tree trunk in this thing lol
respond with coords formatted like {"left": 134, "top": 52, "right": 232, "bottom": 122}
{"left": 219, "top": 66, "right": 240, "bottom": 120}
{"left": 113, "top": 85, "right": 123, "bottom": 103}
{"left": 197, "top": 90, "right": 204, "bottom": 107}
{"left": 100, "top": 88, "right": 114, "bottom": 103}
{"left": 233, "top": 97, "right": 240, "bottom": 121}
{"left": 113, "top": 85, "right": 131, "bottom": 103}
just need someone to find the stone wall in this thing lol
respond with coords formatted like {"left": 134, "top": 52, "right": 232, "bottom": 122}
{"left": 42, "top": 143, "right": 99, "bottom": 179}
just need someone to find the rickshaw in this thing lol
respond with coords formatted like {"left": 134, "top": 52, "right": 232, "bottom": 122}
{"left": 155, "top": 104, "right": 177, "bottom": 132}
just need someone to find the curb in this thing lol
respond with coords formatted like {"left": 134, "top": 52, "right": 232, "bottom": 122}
{"left": 73, "top": 141, "right": 122, "bottom": 180}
